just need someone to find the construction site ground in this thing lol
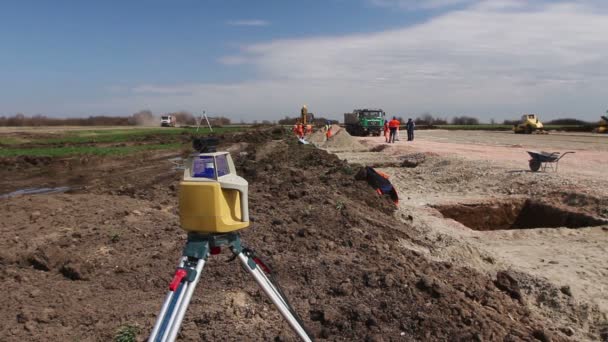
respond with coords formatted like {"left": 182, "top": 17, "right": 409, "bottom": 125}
{"left": 1, "top": 127, "right": 607, "bottom": 341}
{"left": 337, "top": 129, "right": 608, "bottom": 340}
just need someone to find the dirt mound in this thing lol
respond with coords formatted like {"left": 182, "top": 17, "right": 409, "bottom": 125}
{"left": 400, "top": 153, "right": 427, "bottom": 168}
{"left": 307, "top": 130, "right": 327, "bottom": 145}
{"left": 308, "top": 126, "right": 367, "bottom": 152}
{"left": 307, "top": 124, "right": 342, "bottom": 145}
{"left": 0, "top": 129, "right": 571, "bottom": 341}
{"left": 323, "top": 129, "right": 367, "bottom": 152}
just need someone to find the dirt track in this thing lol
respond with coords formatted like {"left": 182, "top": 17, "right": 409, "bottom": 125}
{"left": 1, "top": 127, "right": 607, "bottom": 341}
{"left": 388, "top": 130, "right": 608, "bottom": 179}
{"left": 344, "top": 130, "right": 608, "bottom": 340}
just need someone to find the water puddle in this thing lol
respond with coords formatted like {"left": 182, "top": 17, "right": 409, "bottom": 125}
{"left": 0, "top": 186, "right": 72, "bottom": 199}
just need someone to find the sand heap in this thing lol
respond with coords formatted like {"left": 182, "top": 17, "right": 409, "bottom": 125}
{"left": 307, "top": 125, "right": 367, "bottom": 152}
{"left": 306, "top": 124, "right": 341, "bottom": 145}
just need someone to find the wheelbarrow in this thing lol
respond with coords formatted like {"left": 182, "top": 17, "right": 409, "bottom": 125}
{"left": 526, "top": 150, "right": 575, "bottom": 172}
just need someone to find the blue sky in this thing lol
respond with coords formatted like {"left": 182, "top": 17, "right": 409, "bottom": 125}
{"left": 1, "top": 0, "right": 607, "bottom": 121}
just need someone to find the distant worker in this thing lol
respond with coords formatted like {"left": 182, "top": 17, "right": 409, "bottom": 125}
{"left": 406, "top": 118, "right": 415, "bottom": 141}
{"left": 292, "top": 124, "right": 299, "bottom": 137}
{"left": 325, "top": 121, "right": 332, "bottom": 140}
{"left": 305, "top": 124, "right": 313, "bottom": 135}
{"left": 388, "top": 116, "right": 400, "bottom": 143}
{"left": 383, "top": 119, "right": 390, "bottom": 143}
{"left": 296, "top": 123, "right": 304, "bottom": 139}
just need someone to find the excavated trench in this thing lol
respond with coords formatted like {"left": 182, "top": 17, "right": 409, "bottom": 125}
{"left": 434, "top": 198, "right": 607, "bottom": 231}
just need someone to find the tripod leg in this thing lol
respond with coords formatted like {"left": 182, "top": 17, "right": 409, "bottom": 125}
{"left": 148, "top": 257, "right": 206, "bottom": 342}
{"left": 166, "top": 258, "right": 205, "bottom": 341}
{"left": 149, "top": 257, "right": 187, "bottom": 341}
{"left": 237, "top": 253, "right": 312, "bottom": 342}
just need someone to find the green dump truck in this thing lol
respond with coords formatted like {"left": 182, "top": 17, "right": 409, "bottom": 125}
{"left": 344, "top": 109, "right": 386, "bottom": 136}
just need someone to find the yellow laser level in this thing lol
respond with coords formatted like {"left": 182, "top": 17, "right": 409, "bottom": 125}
{"left": 150, "top": 137, "right": 312, "bottom": 342}
{"left": 179, "top": 151, "right": 249, "bottom": 233}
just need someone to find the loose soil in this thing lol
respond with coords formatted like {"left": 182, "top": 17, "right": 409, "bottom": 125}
{"left": 352, "top": 130, "right": 608, "bottom": 341}
{"left": 0, "top": 127, "right": 580, "bottom": 341}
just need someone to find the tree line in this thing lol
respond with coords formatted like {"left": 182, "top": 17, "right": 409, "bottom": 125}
{"left": 0, "top": 111, "right": 596, "bottom": 127}
{"left": 0, "top": 110, "right": 232, "bottom": 127}
{"left": 412, "top": 113, "right": 594, "bottom": 126}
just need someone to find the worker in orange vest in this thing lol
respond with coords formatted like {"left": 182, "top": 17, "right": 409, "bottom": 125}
{"left": 383, "top": 119, "right": 390, "bottom": 143}
{"left": 305, "top": 124, "right": 313, "bottom": 135}
{"left": 296, "top": 123, "right": 304, "bottom": 139}
{"left": 325, "top": 121, "right": 332, "bottom": 140}
{"left": 388, "top": 117, "right": 400, "bottom": 143}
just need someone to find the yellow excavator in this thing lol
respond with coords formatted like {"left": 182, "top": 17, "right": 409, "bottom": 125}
{"left": 300, "top": 105, "right": 315, "bottom": 125}
{"left": 593, "top": 113, "right": 608, "bottom": 133}
{"left": 513, "top": 114, "right": 546, "bottom": 134}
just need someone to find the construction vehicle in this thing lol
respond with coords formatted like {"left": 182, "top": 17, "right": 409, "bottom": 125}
{"left": 344, "top": 108, "right": 386, "bottom": 136}
{"left": 299, "top": 105, "right": 315, "bottom": 125}
{"left": 160, "top": 115, "right": 177, "bottom": 127}
{"left": 593, "top": 112, "right": 608, "bottom": 133}
{"left": 513, "top": 114, "right": 546, "bottom": 134}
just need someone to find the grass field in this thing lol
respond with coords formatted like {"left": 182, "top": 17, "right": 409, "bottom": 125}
{"left": 0, "top": 126, "right": 243, "bottom": 145}
{"left": 0, "top": 126, "right": 246, "bottom": 157}
{"left": 0, "top": 143, "right": 184, "bottom": 157}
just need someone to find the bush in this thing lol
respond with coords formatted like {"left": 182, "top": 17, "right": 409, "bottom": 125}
{"left": 114, "top": 325, "right": 138, "bottom": 342}
{"left": 414, "top": 113, "right": 447, "bottom": 125}
{"left": 278, "top": 115, "right": 330, "bottom": 125}
{"left": 451, "top": 116, "right": 479, "bottom": 125}
{"left": 0, "top": 114, "right": 132, "bottom": 126}
{"left": 545, "top": 118, "right": 590, "bottom": 125}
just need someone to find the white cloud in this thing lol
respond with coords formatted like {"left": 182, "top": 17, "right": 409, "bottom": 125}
{"left": 107, "top": 1, "right": 608, "bottom": 121}
{"left": 226, "top": 19, "right": 269, "bottom": 27}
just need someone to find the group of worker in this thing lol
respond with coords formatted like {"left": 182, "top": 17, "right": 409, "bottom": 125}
{"left": 293, "top": 121, "right": 333, "bottom": 140}
{"left": 383, "top": 117, "right": 415, "bottom": 143}
{"left": 292, "top": 122, "right": 314, "bottom": 139}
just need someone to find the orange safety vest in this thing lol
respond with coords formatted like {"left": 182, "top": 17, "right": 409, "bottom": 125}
{"left": 388, "top": 119, "right": 400, "bottom": 128}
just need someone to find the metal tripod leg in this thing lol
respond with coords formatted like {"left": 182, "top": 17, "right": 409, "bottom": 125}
{"left": 236, "top": 252, "right": 312, "bottom": 342}
{"left": 149, "top": 233, "right": 312, "bottom": 342}
{"left": 149, "top": 257, "right": 186, "bottom": 341}
{"left": 148, "top": 257, "right": 207, "bottom": 342}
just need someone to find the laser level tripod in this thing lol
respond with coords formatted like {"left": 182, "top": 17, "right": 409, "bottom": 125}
{"left": 149, "top": 139, "right": 312, "bottom": 341}
{"left": 148, "top": 232, "right": 312, "bottom": 342}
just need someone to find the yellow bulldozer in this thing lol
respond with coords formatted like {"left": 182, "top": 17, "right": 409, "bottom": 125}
{"left": 593, "top": 113, "right": 608, "bottom": 133}
{"left": 513, "top": 114, "right": 546, "bottom": 134}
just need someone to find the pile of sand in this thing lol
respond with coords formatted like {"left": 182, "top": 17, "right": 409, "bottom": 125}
{"left": 305, "top": 124, "right": 367, "bottom": 152}
{"left": 306, "top": 129, "right": 327, "bottom": 145}
{"left": 323, "top": 129, "right": 367, "bottom": 151}
{"left": 306, "top": 124, "right": 340, "bottom": 144}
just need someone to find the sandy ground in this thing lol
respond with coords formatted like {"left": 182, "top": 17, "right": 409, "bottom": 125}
{"left": 328, "top": 130, "right": 608, "bottom": 340}
{"left": 390, "top": 130, "right": 608, "bottom": 179}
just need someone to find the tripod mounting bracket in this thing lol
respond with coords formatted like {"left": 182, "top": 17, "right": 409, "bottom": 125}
{"left": 183, "top": 232, "right": 244, "bottom": 260}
